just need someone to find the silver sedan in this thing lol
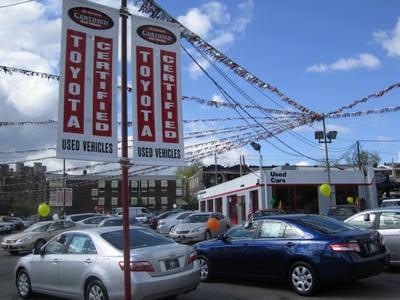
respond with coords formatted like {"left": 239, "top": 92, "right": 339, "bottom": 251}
{"left": 15, "top": 226, "right": 200, "bottom": 299}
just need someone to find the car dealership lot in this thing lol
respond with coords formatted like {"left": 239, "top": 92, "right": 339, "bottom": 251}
{"left": 1, "top": 236, "right": 399, "bottom": 300}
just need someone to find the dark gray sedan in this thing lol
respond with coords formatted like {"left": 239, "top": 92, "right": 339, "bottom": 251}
{"left": 345, "top": 207, "right": 400, "bottom": 264}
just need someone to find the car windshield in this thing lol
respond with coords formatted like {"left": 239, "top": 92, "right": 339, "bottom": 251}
{"left": 181, "top": 214, "right": 210, "bottom": 223}
{"left": 25, "top": 222, "right": 51, "bottom": 232}
{"left": 255, "top": 210, "right": 281, "bottom": 217}
{"left": 330, "top": 206, "right": 359, "bottom": 217}
{"left": 297, "top": 215, "right": 355, "bottom": 234}
{"left": 381, "top": 201, "right": 400, "bottom": 207}
{"left": 101, "top": 228, "right": 173, "bottom": 250}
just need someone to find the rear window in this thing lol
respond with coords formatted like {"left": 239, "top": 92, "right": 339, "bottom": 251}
{"left": 297, "top": 215, "right": 355, "bottom": 234}
{"left": 182, "top": 214, "right": 210, "bottom": 223}
{"left": 381, "top": 200, "right": 400, "bottom": 207}
{"left": 101, "top": 228, "right": 173, "bottom": 250}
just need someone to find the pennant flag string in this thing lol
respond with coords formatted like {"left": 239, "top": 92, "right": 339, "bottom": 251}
{"left": 327, "top": 104, "right": 400, "bottom": 119}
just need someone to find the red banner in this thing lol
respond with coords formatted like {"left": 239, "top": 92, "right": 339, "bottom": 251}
{"left": 136, "top": 46, "right": 155, "bottom": 142}
{"left": 63, "top": 29, "right": 86, "bottom": 134}
{"left": 160, "top": 50, "right": 179, "bottom": 143}
{"left": 93, "top": 36, "right": 113, "bottom": 136}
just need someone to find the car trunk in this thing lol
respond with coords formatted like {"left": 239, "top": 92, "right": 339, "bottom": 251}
{"left": 130, "top": 243, "right": 192, "bottom": 277}
{"left": 330, "top": 229, "right": 383, "bottom": 257}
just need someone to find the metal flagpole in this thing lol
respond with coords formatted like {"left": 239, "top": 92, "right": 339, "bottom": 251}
{"left": 120, "top": 0, "right": 131, "bottom": 299}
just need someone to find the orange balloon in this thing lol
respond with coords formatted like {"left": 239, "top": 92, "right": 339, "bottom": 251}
{"left": 207, "top": 217, "right": 219, "bottom": 232}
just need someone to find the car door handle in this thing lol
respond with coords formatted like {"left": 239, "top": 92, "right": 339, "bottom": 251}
{"left": 52, "top": 258, "right": 59, "bottom": 264}
{"left": 84, "top": 258, "right": 93, "bottom": 264}
{"left": 286, "top": 242, "right": 295, "bottom": 247}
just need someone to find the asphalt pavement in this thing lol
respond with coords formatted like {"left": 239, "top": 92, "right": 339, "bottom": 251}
{"left": 1, "top": 234, "right": 400, "bottom": 300}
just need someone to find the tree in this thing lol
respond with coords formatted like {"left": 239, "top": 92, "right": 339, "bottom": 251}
{"left": 346, "top": 150, "right": 381, "bottom": 168}
{"left": 175, "top": 161, "right": 203, "bottom": 179}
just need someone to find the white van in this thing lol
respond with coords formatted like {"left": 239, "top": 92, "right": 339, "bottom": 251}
{"left": 114, "top": 207, "right": 152, "bottom": 220}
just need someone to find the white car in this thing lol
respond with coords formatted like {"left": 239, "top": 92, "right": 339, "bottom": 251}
{"left": 157, "top": 211, "right": 193, "bottom": 235}
{"left": 380, "top": 199, "right": 400, "bottom": 207}
{"left": 75, "top": 216, "right": 110, "bottom": 228}
{"left": 169, "top": 212, "right": 230, "bottom": 243}
{"left": 0, "top": 221, "right": 14, "bottom": 233}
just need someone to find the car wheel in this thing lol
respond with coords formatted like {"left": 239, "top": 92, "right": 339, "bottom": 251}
{"left": 198, "top": 255, "right": 212, "bottom": 282}
{"left": 16, "top": 269, "right": 32, "bottom": 298}
{"left": 289, "top": 262, "right": 319, "bottom": 296}
{"left": 85, "top": 279, "right": 109, "bottom": 300}
{"left": 204, "top": 230, "right": 211, "bottom": 240}
{"left": 34, "top": 239, "right": 46, "bottom": 252}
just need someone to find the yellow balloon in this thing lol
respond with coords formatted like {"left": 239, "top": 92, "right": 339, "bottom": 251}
{"left": 347, "top": 197, "right": 354, "bottom": 204}
{"left": 38, "top": 203, "right": 50, "bottom": 217}
{"left": 320, "top": 184, "right": 331, "bottom": 197}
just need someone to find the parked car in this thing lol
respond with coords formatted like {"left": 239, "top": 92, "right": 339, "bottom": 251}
{"left": 14, "top": 227, "right": 200, "bottom": 299}
{"left": 1, "top": 220, "right": 79, "bottom": 254}
{"left": 65, "top": 213, "right": 102, "bottom": 222}
{"left": 194, "top": 214, "right": 389, "bottom": 296}
{"left": 344, "top": 207, "right": 400, "bottom": 265}
{"left": 380, "top": 198, "right": 400, "bottom": 207}
{"left": 114, "top": 207, "right": 152, "bottom": 220}
{"left": 157, "top": 211, "right": 193, "bottom": 235}
{"left": 327, "top": 205, "right": 360, "bottom": 221}
{"left": 75, "top": 216, "right": 110, "bottom": 228}
{"left": 97, "top": 217, "right": 149, "bottom": 228}
{"left": 0, "top": 221, "right": 13, "bottom": 233}
{"left": 149, "top": 209, "right": 184, "bottom": 229}
{"left": 169, "top": 212, "right": 230, "bottom": 243}
{"left": 253, "top": 209, "right": 286, "bottom": 219}
{"left": 0, "top": 216, "right": 24, "bottom": 230}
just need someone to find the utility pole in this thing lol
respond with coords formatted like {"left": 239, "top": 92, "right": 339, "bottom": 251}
{"left": 63, "top": 158, "right": 66, "bottom": 217}
{"left": 357, "top": 140, "right": 368, "bottom": 207}
{"left": 214, "top": 153, "right": 218, "bottom": 186}
{"left": 322, "top": 117, "right": 333, "bottom": 206}
{"left": 120, "top": 1, "right": 131, "bottom": 299}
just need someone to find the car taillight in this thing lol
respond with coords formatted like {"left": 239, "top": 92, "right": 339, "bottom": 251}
{"left": 188, "top": 251, "right": 198, "bottom": 264}
{"left": 329, "top": 241, "right": 360, "bottom": 252}
{"left": 119, "top": 261, "right": 154, "bottom": 272}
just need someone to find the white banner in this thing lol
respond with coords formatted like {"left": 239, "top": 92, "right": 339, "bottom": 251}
{"left": 131, "top": 16, "right": 184, "bottom": 166}
{"left": 57, "top": 0, "right": 119, "bottom": 162}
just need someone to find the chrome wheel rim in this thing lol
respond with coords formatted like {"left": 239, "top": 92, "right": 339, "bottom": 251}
{"left": 18, "top": 273, "right": 29, "bottom": 297}
{"left": 292, "top": 266, "right": 313, "bottom": 292}
{"left": 89, "top": 284, "right": 104, "bottom": 300}
{"left": 199, "top": 258, "right": 209, "bottom": 280}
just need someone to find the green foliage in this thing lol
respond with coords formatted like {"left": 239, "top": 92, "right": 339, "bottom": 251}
{"left": 176, "top": 161, "right": 203, "bottom": 179}
{"left": 346, "top": 150, "right": 381, "bottom": 168}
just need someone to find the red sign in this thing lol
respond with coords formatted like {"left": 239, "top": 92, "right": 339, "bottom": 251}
{"left": 68, "top": 7, "right": 114, "bottom": 30}
{"left": 63, "top": 29, "right": 86, "bottom": 134}
{"left": 160, "top": 50, "right": 178, "bottom": 143}
{"left": 136, "top": 25, "right": 177, "bottom": 45}
{"left": 93, "top": 36, "right": 113, "bottom": 136}
{"left": 136, "top": 46, "right": 155, "bottom": 142}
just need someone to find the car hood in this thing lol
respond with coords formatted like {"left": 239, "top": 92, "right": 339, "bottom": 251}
{"left": 174, "top": 223, "right": 206, "bottom": 231}
{"left": 4, "top": 231, "right": 45, "bottom": 241}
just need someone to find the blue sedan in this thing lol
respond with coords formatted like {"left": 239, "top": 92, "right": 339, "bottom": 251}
{"left": 193, "top": 214, "right": 389, "bottom": 296}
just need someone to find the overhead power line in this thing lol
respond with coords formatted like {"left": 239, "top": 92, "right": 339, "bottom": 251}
{"left": 0, "top": 0, "right": 34, "bottom": 9}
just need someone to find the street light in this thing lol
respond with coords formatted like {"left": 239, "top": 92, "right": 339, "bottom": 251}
{"left": 250, "top": 141, "right": 268, "bottom": 208}
{"left": 314, "top": 117, "right": 338, "bottom": 205}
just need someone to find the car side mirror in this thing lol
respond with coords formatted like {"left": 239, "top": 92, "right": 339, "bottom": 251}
{"left": 363, "top": 214, "right": 370, "bottom": 222}
{"left": 32, "top": 247, "right": 44, "bottom": 256}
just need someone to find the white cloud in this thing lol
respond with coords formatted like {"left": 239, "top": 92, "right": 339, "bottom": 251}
{"left": 373, "top": 17, "right": 400, "bottom": 57}
{"left": 211, "top": 94, "right": 225, "bottom": 103}
{"left": 306, "top": 53, "right": 381, "bottom": 73}
{"left": 180, "top": 1, "right": 254, "bottom": 78}
{"left": 295, "top": 160, "right": 311, "bottom": 166}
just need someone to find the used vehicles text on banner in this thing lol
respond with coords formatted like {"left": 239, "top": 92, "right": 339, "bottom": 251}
{"left": 57, "top": 0, "right": 119, "bottom": 162}
{"left": 132, "top": 16, "right": 185, "bottom": 166}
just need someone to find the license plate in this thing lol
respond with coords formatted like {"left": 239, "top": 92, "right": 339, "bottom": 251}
{"left": 369, "top": 242, "right": 378, "bottom": 253}
{"left": 165, "top": 258, "right": 179, "bottom": 270}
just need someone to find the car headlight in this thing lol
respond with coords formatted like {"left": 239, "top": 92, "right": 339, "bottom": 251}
{"left": 190, "top": 227, "right": 204, "bottom": 233}
{"left": 17, "top": 237, "right": 31, "bottom": 243}
{"left": 158, "top": 220, "right": 166, "bottom": 225}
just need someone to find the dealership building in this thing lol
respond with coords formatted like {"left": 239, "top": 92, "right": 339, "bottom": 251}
{"left": 197, "top": 165, "right": 378, "bottom": 225}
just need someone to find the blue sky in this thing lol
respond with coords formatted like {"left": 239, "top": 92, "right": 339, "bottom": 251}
{"left": 0, "top": 0, "right": 399, "bottom": 172}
